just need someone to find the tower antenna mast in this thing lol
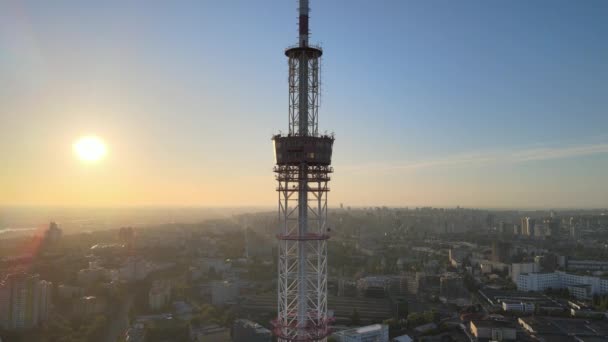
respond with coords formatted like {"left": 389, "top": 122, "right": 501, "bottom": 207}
{"left": 272, "top": 0, "right": 334, "bottom": 341}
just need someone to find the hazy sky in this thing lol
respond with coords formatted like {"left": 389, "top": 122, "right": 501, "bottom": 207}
{"left": 1, "top": 0, "right": 607, "bottom": 208}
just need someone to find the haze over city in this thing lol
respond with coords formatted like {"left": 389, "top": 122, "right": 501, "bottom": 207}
{"left": 2, "top": 0, "right": 607, "bottom": 209}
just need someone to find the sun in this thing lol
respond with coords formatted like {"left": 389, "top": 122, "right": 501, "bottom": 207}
{"left": 73, "top": 136, "right": 107, "bottom": 162}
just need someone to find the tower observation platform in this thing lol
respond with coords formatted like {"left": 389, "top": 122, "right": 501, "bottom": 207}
{"left": 273, "top": 134, "right": 333, "bottom": 166}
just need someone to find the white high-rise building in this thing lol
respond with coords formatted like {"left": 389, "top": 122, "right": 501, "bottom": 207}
{"left": 521, "top": 217, "right": 536, "bottom": 236}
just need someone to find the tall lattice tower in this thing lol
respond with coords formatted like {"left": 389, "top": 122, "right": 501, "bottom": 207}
{"left": 272, "top": 0, "right": 334, "bottom": 340}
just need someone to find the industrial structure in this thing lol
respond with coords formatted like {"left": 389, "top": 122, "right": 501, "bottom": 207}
{"left": 272, "top": 0, "right": 334, "bottom": 340}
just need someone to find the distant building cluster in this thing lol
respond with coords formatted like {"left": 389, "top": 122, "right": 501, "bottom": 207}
{"left": 493, "top": 215, "right": 567, "bottom": 239}
{"left": 4, "top": 206, "right": 608, "bottom": 342}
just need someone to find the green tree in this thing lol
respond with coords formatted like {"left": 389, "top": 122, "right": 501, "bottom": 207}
{"left": 407, "top": 312, "right": 424, "bottom": 327}
{"left": 221, "top": 309, "right": 237, "bottom": 327}
{"left": 382, "top": 318, "right": 400, "bottom": 330}
{"left": 423, "top": 310, "right": 440, "bottom": 324}
{"left": 407, "top": 310, "right": 439, "bottom": 328}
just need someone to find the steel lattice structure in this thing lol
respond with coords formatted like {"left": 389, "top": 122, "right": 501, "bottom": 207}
{"left": 272, "top": 1, "right": 334, "bottom": 341}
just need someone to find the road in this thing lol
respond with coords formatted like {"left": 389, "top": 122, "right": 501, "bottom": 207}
{"left": 104, "top": 294, "right": 134, "bottom": 342}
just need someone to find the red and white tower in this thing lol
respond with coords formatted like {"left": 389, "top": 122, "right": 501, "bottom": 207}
{"left": 272, "top": 0, "right": 334, "bottom": 341}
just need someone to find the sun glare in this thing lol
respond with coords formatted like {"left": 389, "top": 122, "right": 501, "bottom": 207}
{"left": 73, "top": 136, "right": 107, "bottom": 162}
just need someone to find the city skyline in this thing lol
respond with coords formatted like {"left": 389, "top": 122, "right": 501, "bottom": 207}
{"left": 1, "top": 0, "right": 607, "bottom": 208}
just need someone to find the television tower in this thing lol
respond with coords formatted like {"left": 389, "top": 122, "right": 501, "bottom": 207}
{"left": 272, "top": 0, "right": 334, "bottom": 341}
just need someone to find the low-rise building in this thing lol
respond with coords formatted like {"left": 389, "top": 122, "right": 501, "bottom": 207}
{"left": 566, "top": 258, "right": 608, "bottom": 272}
{"left": 231, "top": 319, "right": 271, "bottom": 342}
{"left": 211, "top": 280, "right": 238, "bottom": 307}
{"left": 518, "top": 316, "right": 608, "bottom": 341}
{"left": 173, "top": 301, "right": 195, "bottom": 321}
{"left": 77, "top": 267, "right": 108, "bottom": 286}
{"left": 449, "top": 247, "right": 470, "bottom": 268}
{"left": 74, "top": 296, "right": 107, "bottom": 316}
{"left": 470, "top": 320, "right": 516, "bottom": 341}
{"left": 357, "top": 277, "right": 390, "bottom": 298}
{"left": 189, "top": 323, "right": 230, "bottom": 342}
{"left": 57, "top": 284, "right": 84, "bottom": 299}
{"left": 333, "top": 324, "right": 389, "bottom": 342}
{"left": 198, "top": 258, "right": 231, "bottom": 274}
{"left": 440, "top": 272, "right": 468, "bottom": 304}
{"left": 501, "top": 301, "right": 535, "bottom": 313}
{"left": 478, "top": 288, "right": 563, "bottom": 312}
{"left": 119, "top": 257, "right": 150, "bottom": 282}
{"left": 517, "top": 271, "right": 608, "bottom": 298}
{"left": 400, "top": 272, "right": 423, "bottom": 295}
{"left": 567, "top": 284, "right": 592, "bottom": 300}
{"left": 125, "top": 322, "right": 146, "bottom": 342}
{"left": 568, "top": 301, "right": 606, "bottom": 319}
{"left": 391, "top": 335, "right": 412, "bottom": 342}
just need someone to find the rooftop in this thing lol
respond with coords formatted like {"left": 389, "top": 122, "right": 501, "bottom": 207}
{"left": 356, "top": 324, "right": 383, "bottom": 334}
{"left": 519, "top": 316, "right": 608, "bottom": 338}
{"left": 471, "top": 319, "right": 516, "bottom": 329}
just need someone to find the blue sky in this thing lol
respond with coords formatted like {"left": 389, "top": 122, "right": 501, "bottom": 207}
{"left": 1, "top": 0, "right": 607, "bottom": 208}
